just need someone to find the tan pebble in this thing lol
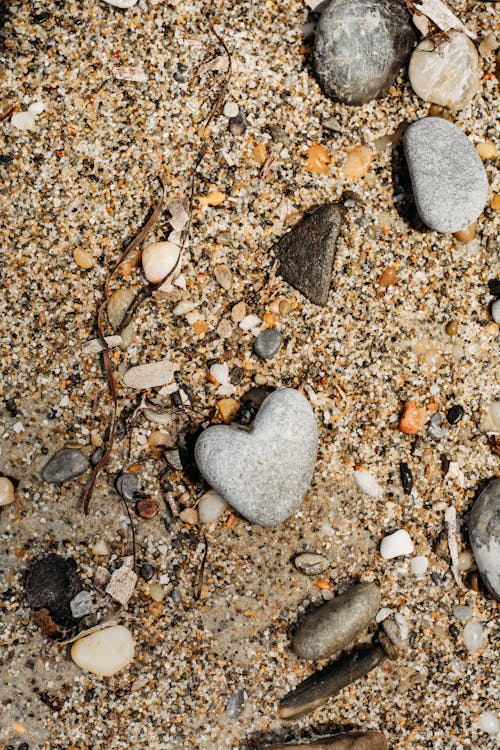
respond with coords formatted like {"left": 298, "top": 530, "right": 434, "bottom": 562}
{"left": 263, "top": 311, "right": 277, "bottom": 327}
{"left": 214, "top": 264, "right": 233, "bottom": 290}
{"left": 476, "top": 140, "right": 497, "bottom": 159}
{"left": 71, "top": 625, "right": 134, "bottom": 676}
{"left": 147, "top": 601, "right": 164, "bottom": 616}
{"left": 254, "top": 373, "right": 268, "bottom": 385}
{"left": 342, "top": 145, "right": 373, "bottom": 179}
{"left": 305, "top": 143, "right": 331, "bottom": 174}
{"left": 73, "top": 248, "right": 94, "bottom": 269}
{"left": 399, "top": 400, "right": 427, "bottom": 435}
{"left": 376, "top": 265, "right": 397, "bottom": 294}
{"left": 199, "top": 190, "right": 225, "bottom": 207}
{"left": 458, "top": 550, "right": 475, "bottom": 572}
{"left": 491, "top": 195, "right": 500, "bottom": 211}
{"left": 428, "top": 104, "right": 453, "bottom": 120}
{"left": 253, "top": 142, "right": 267, "bottom": 166}
{"left": 107, "top": 287, "right": 136, "bottom": 331}
{"left": 147, "top": 430, "right": 171, "bottom": 450}
{"left": 142, "top": 241, "right": 180, "bottom": 285}
{"left": 445, "top": 320, "right": 459, "bottom": 336}
{"left": 231, "top": 301, "right": 247, "bottom": 323}
{"left": 0, "top": 477, "right": 15, "bottom": 506}
{"left": 192, "top": 319, "right": 209, "bottom": 336}
{"left": 278, "top": 299, "right": 290, "bottom": 314}
{"left": 217, "top": 319, "right": 233, "bottom": 339}
{"left": 179, "top": 507, "right": 198, "bottom": 525}
{"left": 453, "top": 223, "right": 476, "bottom": 243}
{"left": 217, "top": 397, "right": 239, "bottom": 423}
{"left": 148, "top": 582, "right": 165, "bottom": 601}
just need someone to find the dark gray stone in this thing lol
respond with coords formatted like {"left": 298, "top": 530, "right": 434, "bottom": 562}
{"left": 266, "top": 731, "right": 388, "bottom": 749}
{"left": 254, "top": 328, "right": 283, "bottom": 359}
{"left": 469, "top": 479, "right": 500, "bottom": 600}
{"left": 274, "top": 203, "right": 344, "bottom": 306}
{"left": 24, "top": 554, "right": 83, "bottom": 625}
{"left": 313, "top": 0, "right": 416, "bottom": 105}
{"left": 195, "top": 389, "right": 318, "bottom": 526}
{"left": 292, "top": 582, "right": 380, "bottom": 660}
{"left": 403, "top": 117, "right": 489, "bottom": 233}
{"left": 115, "top": 472, "right": 138, "bottom": 502}
{"left": 42, "top": 448, "right": 89, "bottom": 484}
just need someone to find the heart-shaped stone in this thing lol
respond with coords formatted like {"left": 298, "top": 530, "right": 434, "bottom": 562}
{"left": 194, "top": 389, "right": 318, "bottom": 526}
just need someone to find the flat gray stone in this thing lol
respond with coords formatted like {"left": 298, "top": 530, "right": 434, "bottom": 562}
{"left": 469, "top": 479, "right": 500, "bottom": 600}
{"left": 292, "top": 582, "right": 380, "bottom": 660}
{"left": 313, "top": 0, "right": 416, "bottom": 105}
{"left": 254, "top": 328, "right": 283, "bottom": 359}
{"left": 403, "top": 118, "right": 488, "bottom": 233}
{"left": 274, "top": 204, "right": 344, "bottom": 306}
{"left": 194, "top": 389, "right": 318, "bottom": 526}
{"left": 42, "top": 448, "right": 89, "bottom": 484}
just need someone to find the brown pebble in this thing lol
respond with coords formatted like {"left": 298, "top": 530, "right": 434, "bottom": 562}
{"left": 376, "top": 265, "right": 397, "bottom": 295}
{"left": 214, "top": 264, "right": 233, "bottom": 290}
{"left": 467, "top": 571, "right": 481, "bottom": 592}
{"left": 445, "top": 320, "right": 459, "bottom": 336}
{"left": 491, "top": 195, "right": 500, "bottom": 211}
{"left": 179, "top": 507, "right": 198, "bottom": 525}
{"left": 217, "top": 397, "right": 239, "bottom": 423}
{"left": 147, "top": 601, "right": 164, "bottom": 616}
{"left": 399, "top": 400, "right": 427, "bottom": 435}
{"left": 453, "top": 223, "right": 476, "bottom": 243}
{"left": 231, "top": 301, "right": 247, "bottom": 323}
{"left": 428, "top": 104, "right": 453, "bottom": 120}
{"left": 278, "top": 299, "right": 290, "bottom": 314}
{"left": 136, "top": 499, "right": 160, "bottom": 519}
{"left": 73, "top": 247, "right": 94, "bottom": 269}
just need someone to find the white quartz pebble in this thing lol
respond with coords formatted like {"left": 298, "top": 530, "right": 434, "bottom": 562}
{"left": 223, "top": 101, "right": 239, "bottom": 118}
{"left": 71, "top": 625, "right": 134, "bottom": 676}
{"left": 239, "top": 314, "right": 261, "bottom": 331}
{"left": 92, "top": 539, "right": 110, "bottom": 556}
{"left": 479, "top": 711, "right": 500, "bottom": 736}
{"left": 353, "top": 470, "right": 382, "bottom": 497}
{"left": 0, "top": 477, "right": 15, "bottom": 507}
{"left": 198, "top": 490, "right": 229, "bottom": 523}
{"left": 173, "top": 300, "right": 196, "bottom": 316}
{"left": 491, "top": 300, "right": 500, "bottom": 325}
{"left": 209, "top": 363, "right": 229, "bottom": 385}
{"left": 101, "top": 0, "right": 139, "bottom": 7}
{"left": 453, "top": 604, "right": 473, "bottom": 621}
{"left": 380, "top": 529, "right": 414, "bottom": 559}
{"left": 410, "top": 555, "right": 428, "bottom": 576}
{"left": 462, "top": 620, "right": 484, "bottom": 652}
{"left": 142, "top": 241, "right": 181, "bottom": 285}
{"left": 11, "top": 111, "right": 36, "bottom": 131}
{"left": 28, "top": 101, "right": 45, "bottom": 114}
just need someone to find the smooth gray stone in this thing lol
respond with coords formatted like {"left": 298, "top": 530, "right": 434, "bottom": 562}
{"left": 313, "top": 0, "right": 416, "bottom": 105}
{"left": 274, "top": 204, "right": 344, "bottom": 306}
{"left": 42, "top": 448, "right": 89, "bottom": 484}
{"left": 293, "top": 582, "right": 380, "bottom": 660}
{"left": 194, "top": 389, "right": 318, "bottom": 526}
{"left": 254, "top": 328, "right": 283, "bottom": 359}
{"left": 469, "top": 479, "right": 500, "bottom": 600}
{"left": 403, "top": 118, "right": 488, "bottom": 233}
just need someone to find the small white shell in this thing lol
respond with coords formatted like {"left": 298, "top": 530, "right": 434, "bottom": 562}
{"left": 142, "top": 241, "right": 181, "bottom": 285}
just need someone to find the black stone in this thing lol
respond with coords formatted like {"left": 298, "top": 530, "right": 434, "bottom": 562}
{"left": 228, "top": 114, "right": 246, "bottom": 136}
{"left": 24, "top": 554, "right": 83, "bottom": 626}
{"left": 487, "top": 278, "right": 500, "bottom": 297}
{"left": 5, "top": 398, "right": 18, "bottom": 416}
{"left": 274, "top": 203, "right": 344, "bottom": 306}
{"left": 41, "top": 448, "right": 89, "bottom": 484}
{"left": 139, "top": 562, "right": 155, "bottom": 582}
{"left": 446, "top": 404, "right": 464, "bottom": 425}
{"left": 0, "top": 154, "right": 14, "bottom": 166}
{"left": 32, "top": 11, "right": 50, "bottom": 22}
{"left": 229, "top": 366, "right": 244, "bottom": 385}
{"left": 313, "top": 0, "right": 417, "bottom": 105}
{"left": 399, "top": 462, "right": 413, "bottom": 495}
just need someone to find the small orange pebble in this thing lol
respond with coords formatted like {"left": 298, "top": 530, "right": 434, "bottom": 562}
{"left": 342, "top": 145, "right": 373, "bottom": 179}
{"left": 226, "top": 512, "right": 238, "bottom": 527}
{"left": 216, "top": 397, "right": 239, "bottom": 423}
{"left": 113, "top": 350, "right": 120, "bottom": 359}
{"left": 316, "top": 578, "right": 332, "bottom": 590}
{"left": 399, "top": 400, "right": 427, "bottom": 435}
{"left": 243, "top": 609, "right": 257, "bottom": 617}
{"left": 253, "top": 142, "right": 267, "bottom": 166}
{"left": 491, "top": 195, "right": 500, "bottom": 211}
{"left": 198, "top": 190, "right": 225, "bottom": 207}
{"left": 305, "top": 143, "right": 331, "bottom": 174}
{"left": 147, "top": 601, "right": 163, "bottom": 617}
{"left": 128, "top": 463, "right": 142, "bottom": 474}
{"left": 192, "top": 319, "right": 209, "bottom": 336}
{"left": 206, "top": 373, "right": 217, "bottom": 385}
{"left": 319, "top": 375, "right": 328, "bottom": 386}
{"left": 263, "top": 311, "right": 277, "bottom": 327}
{"left": 15, "top": 547, "right": 25, "bottom": 558}
{"left": 376, "top": 265, "right": 398, "bottom": 294}
{"left": 73, "top": 247, "right": 94, "bottom": 270}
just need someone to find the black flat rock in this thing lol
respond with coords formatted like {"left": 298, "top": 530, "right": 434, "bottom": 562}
{"left": 24, "top": 554, "right": 84, "bottom": 625}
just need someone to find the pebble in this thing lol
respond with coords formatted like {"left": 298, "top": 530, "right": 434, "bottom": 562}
{"left": 141, "top": 241, "right": 180, "bottom": 286}
{"left": 274, "top": 203, "right": 344, "bottom": 306}
{"left": 353, "top": 470, "right": 382, "bottom": 497}
{"left": 115, "top": 472, "right": 138, "bottom": 502}
{"left": 462, "top": 620, "right": 484, "bottom": 652}
{"left": 410, "top": 556, "right": 428, "bottom": 576}
{"left": 28, "top": 101, "right": 45, "bottom": 115}
{"left": 228, "top": 114, "right": 246, "bottom": 136}
{"left": 81, "top": 335, "right": 123, "bottom": 354}
{"left": 223, "top": 101, "right": 239, "bottom": 118}
{"left": 239, "top": 314, "right": 261, "bottom": 332}
{"left": 71, "top": 625, "right": 135, "bottom": 676}
{"left": 491, "top": 300, "right": 500, "bottom": 324}
{"left": 294, "top": 552, "right": 330, "bottom": 576}
{"left": 428, "top": 412, "right": 447, "bottom": 439}
{"left": 122, "top": 358, "right": 178, "bottom": 389}
{"left": 197, "top": 490, "right": 228, "bottom": 523}
{"left": 453, "top": 604, "right": 473, "bottom": 622}
{"left": 342, "top": 146, "right": 373, "bottom": 179}
{"left": 457, "top": 550, "right": 474, "bottom": 572}
{"left": 24, "top": 554, "right": 83, "bottom": 625}
{"left": 73, "top": 247, "right": 94, "bottom": 269}
{"left": 403, "top": 118, "right": 489, "bottom": 233}
{"left": 107, "top": 287, "right": 135, "bottom": 331}
{"left": 136, "top": 499, "right": 160, "bottom": 519}
{"left": 225, "top": 688, "right": 246, "bottom": 720}
{"left": 195, "top": 389, "right": 318, "bottom": 526}
{"left": 231, "top": 301, "right": 247, "bottom": 323}
{"left": 468, "top": 478, "right": 500, "bottom": 599}
{"left": 266, "top": 733, "right": 387, "bottom": 749}
{"left": 479, "top": 711, "right": 500, "bottom": 736}
{"left": 179, "top": 507, "right": 198, "bottom": 525}
{"left": 70, "top": 591, "right": 92, "bottom": 618}
{"left": 101, "top": 0, "right": 139, "bottom": 7}
{"left": 105, "top": 565, "right": 137, "bottom": 606}
{"left": 399, "top": 400, "right": 426, "bottom": 435}
{"left": 253, "top": 328, "right": 283, "bottom": 359}
{"left": 0, "top": 476, "right": 15, "bottom": 506}
{"left": 214, "top": 264, "right": 233, "bottom": 290}
{"left": 453, "top": 223, "right": 476, "bottom": 243}
{"left": 292, "top": 582, "right": 380, "bottom": 660}
{"left": 380, "top": 529, "right": 414, "bottom": 559}
{"left": 409, "top": 32, "right": 481, "bottom": 111}
{"left": 399, "top": 462, "right": 413, "bottom": 495}
{"left": 382, "top": 613, "right": 408, "bottom": 647}
{"left": 148, "top": 582, "right": 165, "bottom": 602}
{"left": 210, "top": 363, "right": 230, "bottom": 385}
{"left": 92, "top": 539, "right": 109, "bottom": 556}
{"left": 42, "top": 448, "right": 89, "bottom": 484}
{"left": 476, "top": 140, "right": 497, "bottom": 160}
{"left": 313, "top": 0, "right": 416, "bottom": 105}
{"left": 11, "top": 111, "right": 37, "bottom": 131}
{"left": 446, "top": 404, "right": 464, "bottom": 425}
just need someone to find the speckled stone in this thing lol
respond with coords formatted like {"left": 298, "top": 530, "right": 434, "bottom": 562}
{"left": 404, "top": 118, "right": 489, "bottom": 233}
{"left": 194, "top": 389, "right": 318, "bottom": 526}
{"left": 274, "top": 204, "right": 344, "bottom": 306}
{"left": 313, "top": 0, "right": 416, "bottom": 105}
{"left": 41, "top": 448, "right": 89, "bottom": 484}
{"left": 468, "top": 479, "right": 500, "bottom": 600}
{"left": 254, "top": 328, "right": 283, "bottom": 359}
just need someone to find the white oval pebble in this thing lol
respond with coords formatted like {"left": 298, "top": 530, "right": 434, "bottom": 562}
{"left": 173, "top": 300, "right": 196, "bottom": 316}
{"left": 11, "top": 111, "right": 37, "bottom": 131}
{"left": 223, "top": 101, "right": 239, "bottom": 118}
{"left": 462, "top": 620, "right": 484, "bottom": 652}
{"left": 0, "top": 477, "right": 15, "bottom": 507}
{"left": 353, "top": 470, "right": 382, "bottom": 497}
{"left": 198, "top": 490, "right": 229, "bottom": 523}
{"left": 142, "top": 241, "right": 181, "bottom": 285}
{"left": 491, "top": 300, "right": 500, "bottom": 325}
{"left": 209, "top": 363, "right": 229, "bottom": 385}
{"left": 380, "top": 529, "right": 414, "bottom": 559}
{"left": 410, "top": 555, "right": 428, "bottom": 576}
{"left": 239, "top": 314, "right": 261, "bottom": 331}
{"left": 92, "top": 539, "right": 110, "bottom": 556}
{"left": 479, "top": 711, "right": 500, "bottom": 736}
{"left": 71, "top": 625, "right": 134, "bottom": 676}
{"left": 453, "top": 604, "right": 473, "bottom": 622}
{"left": 101, "top": 0, "right": 139, "bottom": 7}
{"left": 28, "top": 101, "right": 45, "bottom": 114}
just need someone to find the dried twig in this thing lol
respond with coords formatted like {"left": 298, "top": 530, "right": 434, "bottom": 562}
{"left": 194, "top": 529, "right": 208, "bottom": 600}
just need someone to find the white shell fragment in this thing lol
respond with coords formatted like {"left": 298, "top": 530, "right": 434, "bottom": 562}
{"left": 11, "top": 111, "right": 37, "bottom": 131}
{"left": 142, "top": 241, "right": 181, "bottom": 288}
{"left": 122, "top": 358, "right": 179, "bottom": 390}
{"left": 71, "top": 624, "right": 135, "bottom": 676}
{"left": 353, "top": 470, "right": 382, "bottom": 497}
{"left": 81, "top": 335, "right": 123, "bottom": 354}
{"left": 105, "top": 565, "right": 137, "bottom": 606}
{"left": 198, "top": 490, "right": 229, "bottom": 523}
{"left": 380, "top": 529, "right": 414, "bottom": 559}
{"left": 0, "top": 477, "right": 15, "bottom": 507}
{"left": 28, "top": 101, "right": 45, "bottom": 114}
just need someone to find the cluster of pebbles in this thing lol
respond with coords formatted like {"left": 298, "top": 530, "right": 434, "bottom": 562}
{"left": 0, "top": 0, "right": 499, "bottom": 747}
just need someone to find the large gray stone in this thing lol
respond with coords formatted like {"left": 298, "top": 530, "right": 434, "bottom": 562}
{"left": 404, "top": 118, "right": 488, "bottom": 233}
{"left": 274, "top": 204, "right": 344, "bottom": 306}
{"left": 194, "top": 389, "right": 318, "bottom": 526}
{"left": 469, "top": 479, "right": 500, "bottom": 600}
{"left": 313, "top": 0, "right": 416, "bottom": 105}
{"left": 42, "top": 448, "right": 89, "bottom": 484}
{"left": 292, "top": 582, "right": 380, "bottom": 660}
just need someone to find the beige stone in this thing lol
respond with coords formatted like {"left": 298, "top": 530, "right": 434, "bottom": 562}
{"left": 0, "top": 477, "right": 15, "bottom": 506}
{"left": 73, "top": 248, "right": 94, "bottom": 269}
{"left": 342, "top": 145, "right": 373, "bottom": 179}
{"left": 71, "top": 625, "right": 134, "bottom": 676}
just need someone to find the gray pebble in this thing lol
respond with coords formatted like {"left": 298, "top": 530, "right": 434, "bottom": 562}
{"left": 403, "top": 117, "right": 488, "bottom": 233}
{"left": 254, "top": 328, "right": 282, "bottom": 360}
{"left": 292, "top": 582, "right": 380, "bottom": 660}
{"left": 115, "top": 472, "right": 138, "bottom": 502}
{"left": 70, "top": 590, "right": 93, "bottom": 618}
{"left": 225, "top": 687, "right": 246, "bottom": 720}
{"left": 294, "top": 552, "right": 330, "bottom": 576}
{"left": 42, "top": 448, "right": 89, "bottom": 484}
{"left": 428, "top": 412, "right": 447, "bottom": 439}
{"left": 468, "top": 478, "right": 500, "bottom": 600}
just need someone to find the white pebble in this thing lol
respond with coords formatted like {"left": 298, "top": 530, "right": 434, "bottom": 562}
{"left": 141, "top": 241, "right": 181, "bottom": 286}
{"left": 394, "top": 612, "right": 409, "bottom": 641}
{"left": 223, "top": 101, "right": 239, "bottom": 118}
{"left": 488, "top": 399, "right": 500, "bottom": 429}
{"left": 239, "top": 314, "right": 261, "bottom": 331}
{"left": 12, "top": 421, "right": 24, "bottom": 433}
{"left": 71, "top": 625, "right": 134, "bottom": 676}
{"left": 101, "top": 0, "right": 139, "bottom": 6}
{"left": 105, "top": 565, "right": 137, "bottom": 606}
{"left": 209, "top": 363, "right": 229, "bottom": 385}
{"left": 380, "top": 529, "right": 414, "bottom": 559}
{"left": 92, "top": 539, "right": 109, "bottom": 556}
{"left": 376, "top": 607, "right": 393, "bottom": 623}
{"left": 462, "top": 620, "right": 484, "bottom": 652}
{"left": 479, "top": 711, "right": 500, "bottom": 736}
{"left": 173, "top": 300, "right": 196, "bottom": 316}
{"left": 0, "top": 477, "right": 15, "bottom": 507}
{"left": 410, "top": 555, "right": 428, "bottom": 576}
{"left": 198, "top": 490, "right": 229, "bottom": 523}
{"left": 11, "top": 111, "right": 37, "bottom": 131}
{"left": 28, "top": 101, "right": 45, "bottom": 114}
{"left": 453, "top": 604, "right": 473, "bottom": 622}
{"left": 492, "top": 300, "right": 500, "bottom": 325}
{"left": 353, "top": 470, "right": 382, "bottom": 497}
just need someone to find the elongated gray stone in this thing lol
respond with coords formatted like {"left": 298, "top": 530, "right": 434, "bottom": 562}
{"left": 274, "top": 204, "right": 344, "bottom": 306}
{"left": 404, "top": 118, "right": 488, "bottom": 233}
{"left": 42, "top": 448, "right": 89, "bottom": 484}
{"left": 265, "top": 731, "right": 388, "bottom": 749}
{"left": 469, "top": 479, "right": 500, "bottom": 600}
{"left": 313, "top": 0, "right": 416, "bottom": 105}
{"left": 194, "top": 389, "right": 318, "bottom": 526}
{"left": 293, "top": 582, "right": 380, "bottom": 660}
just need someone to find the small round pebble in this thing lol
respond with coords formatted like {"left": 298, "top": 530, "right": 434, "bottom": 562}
{"left": 136, "top": 499, "right": 160, "bottom": 519}
{"left": 71, "top": 624, "right": 135, "bottom": 676}
{"left": 491, "top": 299, "right": 500, "bottom": 324}
{"left": 42, "top": 448, "right": 89, "bottom": 484}
{"left": 70, "top": 590, "right": 93, "bottom": 618}
{"left": 380, "top": 529, "right": 414, "bottom": 559}
{"left": 0, "top": 476, "right": 15, "bottom": 506}
{"left": 198, "top": 490, "right": 228, "bottom": 523}
{"left": 446, "top": 404, "right": 464, "bottom": 425}
{"left": 410, "top": 556, "right": 428, "bottom": 576}
{"left": 223, "top": 101, "right": 239, "bottom": 118}
{"left": 453, "top": 605, "right": 473, "bottom": 622}
{"left": 11, "top": 111, "right": 37, "bottom": 131}
{"left": 73, "top": 248, "right": 94, "bottom": 269}
{"left": 462, "top": 620, "right": 484, "bottom": 652}
{"left": 142, "top": 241, "right": 180, "bottom": 284}
{"left": 294, "top": 552, "right": 330, "bottom": 576}
{"left": 479, "top": 711, "right": 500, "bottom": 736}
{"left": 353, "top": 470, "right": 382, "bottom": 497}
{"left": 28, "top": 101, "right": 45, "bottom": 114}
{"left": 253, "top": 328, "right": 282, "bottom": 359}
{"left": 115, "top": 473, "right": 138, "bottom": 502}
{"left": 476, "top": 140, "right": 497, "bottom": 160}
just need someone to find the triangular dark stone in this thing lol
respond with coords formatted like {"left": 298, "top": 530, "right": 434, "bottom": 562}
{"left": 273, "top": 203, "right": 344, "bottom": 306}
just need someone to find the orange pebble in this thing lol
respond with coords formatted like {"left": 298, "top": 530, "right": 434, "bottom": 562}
{"left": 316, "top": 578, "right": 332, "bottom": 590}
{"left": 399, "top": 400, "right": 427, "bottom": 435}
{"left": 305, "top": 143, "right": 331, "bottom": 174}
{"left": 148, "top": 601, "right": 164, "bottom": 616}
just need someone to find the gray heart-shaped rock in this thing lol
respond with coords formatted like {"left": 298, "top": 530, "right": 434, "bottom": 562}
{"left": 194, "top": 389, "right": 318, "bottom": 526}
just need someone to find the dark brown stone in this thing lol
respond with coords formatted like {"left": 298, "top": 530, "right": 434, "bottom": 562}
{"left": 136, "top": 499, "right": 160, "bottom": 519}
